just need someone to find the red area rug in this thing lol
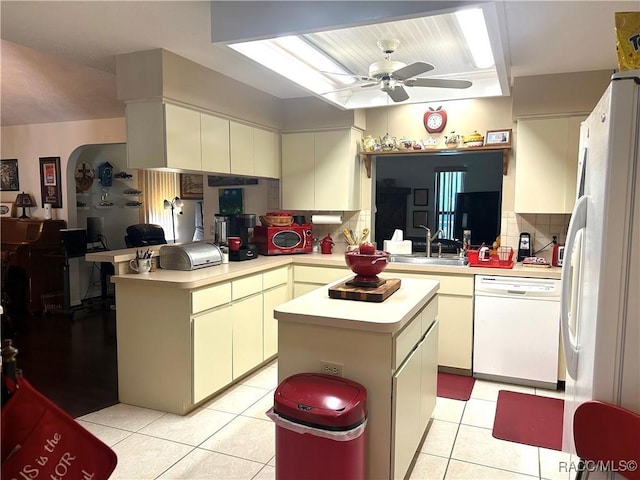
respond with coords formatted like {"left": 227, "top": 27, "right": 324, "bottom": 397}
{"left": 437, "top": 373, "right": 475, "bottom": 401}
{"left": 492, "top": 390, "right": 564, "bottom": 451}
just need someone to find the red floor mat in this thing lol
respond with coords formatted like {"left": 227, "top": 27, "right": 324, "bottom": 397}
{"left": 492, "top": 390, "right": 564, "bottom": 451}
{"left": 437, "top": 373, "right": 475, "bottom": 401}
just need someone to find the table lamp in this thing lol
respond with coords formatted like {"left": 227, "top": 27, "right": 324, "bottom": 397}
{"left": 163, "top": 196, "right": 184, "bottom": 243}
{"left": 15, "top": 192, "right": 35, "bottom": 219}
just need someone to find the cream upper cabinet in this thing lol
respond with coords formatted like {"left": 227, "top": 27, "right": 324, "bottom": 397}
{"left": 282, "top": 128, "right": 361, "bottom": 211}
{"left": 230, "top": 121, "right": 255, "bottom": 176}
{"left": 127, "top": 101, "right": 201, "bottom": 171}
{"left": 201, "top": 113, "right": 230, "bottom": 174}
{"left": 515, "top": 115, "right": 585, "bottom": 213}
{"left": 254, "top": 128, "right": 281, "bottom": 179}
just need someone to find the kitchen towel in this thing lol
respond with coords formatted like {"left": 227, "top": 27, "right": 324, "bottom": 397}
{"left": 492, "top": 390, "right": 564, "bottom": 451}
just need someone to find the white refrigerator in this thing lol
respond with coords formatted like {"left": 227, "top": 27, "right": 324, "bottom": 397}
{"left": 561, "top": 70, "right": 640, "bottom": 455}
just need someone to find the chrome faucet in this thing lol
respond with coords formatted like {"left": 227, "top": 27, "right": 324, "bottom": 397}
{"left": 419, "top": 226, "right": 444, "bottom": 257}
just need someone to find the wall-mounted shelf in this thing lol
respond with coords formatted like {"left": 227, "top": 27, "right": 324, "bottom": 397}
{"left": 361, "top": 145, "right": 512, "bottom": 178}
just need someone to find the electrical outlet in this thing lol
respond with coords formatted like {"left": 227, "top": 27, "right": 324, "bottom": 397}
{"left": 320, "top": 361, "right": 343, "bottom": 377}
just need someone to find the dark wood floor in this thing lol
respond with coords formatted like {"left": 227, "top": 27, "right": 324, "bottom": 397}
{"left": 2, "top": 304, "right": 119, "bottom": 418}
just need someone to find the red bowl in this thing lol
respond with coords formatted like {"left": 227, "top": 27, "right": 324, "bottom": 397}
{"left": 344, "top": 250, "right": 389, "bottom": 279}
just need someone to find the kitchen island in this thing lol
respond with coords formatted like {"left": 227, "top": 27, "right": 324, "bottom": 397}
{"left": 275, "top": 276, "right": 439, "bottom": 480}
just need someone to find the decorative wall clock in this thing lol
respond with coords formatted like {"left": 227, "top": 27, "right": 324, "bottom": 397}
{"left": 424, "top": 106, "right": 447, "bottom": 134}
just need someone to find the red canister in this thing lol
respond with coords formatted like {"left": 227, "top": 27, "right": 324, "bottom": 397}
{"left": 320, "top": 234, "right": 335, "bottom": 254}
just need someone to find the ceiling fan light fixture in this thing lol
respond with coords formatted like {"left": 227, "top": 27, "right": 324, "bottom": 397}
{"left": 455, "top": 8, "right": 495, "bottom": 69}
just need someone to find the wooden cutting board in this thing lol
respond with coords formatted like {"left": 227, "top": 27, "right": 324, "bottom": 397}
{"left": 328, "top": 278, "right": 401, "bottom": 302}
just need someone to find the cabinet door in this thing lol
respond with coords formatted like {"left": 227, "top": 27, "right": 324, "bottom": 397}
{"left": 126, "top": 101, "right": 166, "bottom": 169}
{"left": 282, "top": 132, "right": 315, "bottom": 210}
{"left": 263, "top": 284, "right": 289, "bottom": 359}
{"left": 165, "top": 103, "right": 202, "bottom": 171}
{"left": 420, "top": 320, "right": 439, "bottom": 433}
{"left": 193, "top": 305, "right": 233, "bottom": 403}
{"left": 392, "top": 343, "right": 422, "bottom": 480}
{"left": 201, "top": 113, "right": 230, "bottom": 174}
{"left": 437, "top": 295, "right": 473, "bottom": 369}
{"left": 314, "top": 130, "right": 359, "bottom": 210}
{"left": 230, "top": 121, "right": 254, "bottom": 176}
{"left": 515, "top": 116, "right": 584, "bottom": 213}
{"left": 231, "top": 294, "right": 263, "bottom": 379}
{"left": 254, "top": 128, "right": 280, "bottom": 179}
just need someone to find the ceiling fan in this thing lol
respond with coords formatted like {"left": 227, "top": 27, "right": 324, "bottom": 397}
{"left": 327, "top": 39, "right": 472, "bottom": 103}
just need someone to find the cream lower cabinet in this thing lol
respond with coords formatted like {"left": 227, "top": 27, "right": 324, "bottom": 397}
{"left": 395, "top": 271, "right": 474, "bottom": 371}
{"left": 231, "top": 294, "right": 264, "bottom": 379}
{"left": 282, "top": 128, "right": 361, "bottom": 211}
{"left": 292, "top": 264, "right": 351, "bottom": 297}
{"left": 193, "top": 304, "right": 233, "bottom": 403}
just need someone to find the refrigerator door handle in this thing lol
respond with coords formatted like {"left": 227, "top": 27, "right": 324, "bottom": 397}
{"left": 561, "top": 194, "right": 588, "bottom": 379}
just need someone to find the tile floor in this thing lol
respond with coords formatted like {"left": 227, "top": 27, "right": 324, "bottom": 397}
{"left": 78, "top": 360, "right": 571, "bottom": 479}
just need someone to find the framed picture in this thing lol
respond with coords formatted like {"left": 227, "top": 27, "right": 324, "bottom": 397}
{"left": 219, "top": 188, "right": 243, "bottom": 214}
{"left": 413, "top": 188, "right": 429, "bottom": 206}
{"left": 0, "top": 202, "right": 14, "bottom": 217}
{"left": 485, "top": 129, "right": 512, "bottom": 147}
{"left": 39, "top": 157, "right": 62, "bottom": 208}
{"left": 180, "top": 174, "right": 204, "bottom": 200}
{"left": 207, "top": 175, "right": 259, "bottom": 187}
{"left": 0, "top": 159, "right": 19, "bottom": 191}
{"left": 413, "top": 210, "right": 428, "bottom": 228}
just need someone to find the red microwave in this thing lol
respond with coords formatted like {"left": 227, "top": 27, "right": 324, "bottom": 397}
{"left": 254, "top": 224, "right": 313, "bottom": 255}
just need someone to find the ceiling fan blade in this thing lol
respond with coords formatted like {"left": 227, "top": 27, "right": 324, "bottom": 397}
{"left": 360, "top": 81, "right": 382, "bottom": 88}
{"left": 392, "top": 62, "right": 435, "bottom": 81}
{"left": 319, "top": 71, "right": 376, "bottom": 83}
{"left": 387, "top": 85, "right": 409, "bottom": 102}
{"left": 404, "top": 78, "right": 473, "bottom": 89}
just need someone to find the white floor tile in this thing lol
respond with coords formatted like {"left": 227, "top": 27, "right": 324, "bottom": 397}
{"left": 241, "top": 388, "right": 275, "bottom": 420}
{"left": 420, "top": 419, "right": 459, "bottom": 457}
{"left": 539, "top": 447, "right": 573, "bottom": 480}
{"left": 409, "top": 453, "right": 449, "bottom": 480}
{"left": 76, "top": 420, "right": 132, "bottom": 447}
{"left": 535, "top": 387, "right": 566, "bottom": 400}
{"left": 78, "top": 403, "right": 166, "bottom": 431}
{"left": 109, "top": 433, "right": 193, "bottom": 480}
{"left": 460, "top": 398, "right": 497, "bottom": 429}
{"left": 138, "top": 407, "right": 236, "bottom": 446}
{"left": 199, "top": 415, "right": 275, "bottom": 464}
{"left": 451, "top": 424, "right": 539, "bottom": 477}
{"left": 445, "top": 459, "right": 539, "bottom": 479}
{"left": 204, "top": 384, "right": 273, "bottom": 414}
{"left": 240, "top": 366, "right": 279, "bottom": 390}
{"left": 433, "top": 397, "right": 466, "bottom": 423}
{"left": 471, "top": 380, "right": 536, "bottom": 402}
{"left": 158, "top": 448, "right": 264, "bottom": 479}
{"left": 252, "top": 464, "right": 276, "bottom": 480}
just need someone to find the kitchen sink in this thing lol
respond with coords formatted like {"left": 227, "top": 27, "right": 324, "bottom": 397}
{"left": 389, "top": 254, "right": 469, "bottom": 267}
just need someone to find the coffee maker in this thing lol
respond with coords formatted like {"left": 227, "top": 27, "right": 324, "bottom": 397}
{"left": 228, "top": 214, "right": 259, "bottom": 261}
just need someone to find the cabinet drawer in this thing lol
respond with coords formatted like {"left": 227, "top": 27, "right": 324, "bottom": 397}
{"left": 397, "top": 272, "right": 473, "bottom": 296}
{"left": 191, "top": 282, "right": 231, "bottom": 314}
{"left": 263, "top": 266, "right": 289, "bottom": 289}
{"left": 294, "top": 265, "right": 350, "bottom": 284}
{"left": 393, "top": 313, "right": 422, "bottom": 369}
{"left": 232, "top": 274, "right": 263, "bottom": 300}
{"left": 421, "top": 296, "right": 439, "bottom": 336}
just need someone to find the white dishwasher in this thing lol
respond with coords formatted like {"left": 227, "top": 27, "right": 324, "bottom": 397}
{"left": 473, "top": 275, "right": 561, "bottom": 389}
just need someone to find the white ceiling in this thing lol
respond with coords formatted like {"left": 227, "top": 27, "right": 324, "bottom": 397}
{"left": 1, "top": 1, "right": 637, "bottom": 126}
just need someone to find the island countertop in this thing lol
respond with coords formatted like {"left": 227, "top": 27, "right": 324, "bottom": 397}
{"left": 274, "top": 276, "right": 439, "bottom": 333}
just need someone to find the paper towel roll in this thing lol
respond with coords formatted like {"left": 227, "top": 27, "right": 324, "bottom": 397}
{"left": 311, "top": 215, "right": 342, "bottom": 224}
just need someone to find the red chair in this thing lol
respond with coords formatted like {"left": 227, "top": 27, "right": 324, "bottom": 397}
{"left": 573, "top": 400, "right": 640, "bottom": 480}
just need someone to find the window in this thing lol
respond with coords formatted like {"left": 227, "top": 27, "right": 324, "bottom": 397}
{"left": 435, "top": 169, "right": 466, "bottom": 239}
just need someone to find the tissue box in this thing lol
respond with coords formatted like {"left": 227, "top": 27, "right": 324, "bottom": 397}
{"left": 383, "top": 240, "right": 412, "bottom": 254}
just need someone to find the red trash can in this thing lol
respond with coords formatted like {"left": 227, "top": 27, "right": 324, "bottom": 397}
{"left": 268, "top": 373, "right": 367, "bottom": 480}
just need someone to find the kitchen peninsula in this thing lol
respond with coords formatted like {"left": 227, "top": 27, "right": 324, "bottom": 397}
{"left": 91, "top": 248, "right": 561, "bottom": 416}
{"left": 275, "top": 277, "right": 439, "bottom": 480}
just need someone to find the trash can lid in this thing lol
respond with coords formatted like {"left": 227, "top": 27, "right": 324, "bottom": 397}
{"left": 274, "top": 373, "right": 367, "bottom": 430}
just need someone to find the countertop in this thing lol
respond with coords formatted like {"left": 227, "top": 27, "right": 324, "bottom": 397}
{"left": 274, "top": 276, "right": 439, "bottom": 333}
{"left": 91, "top": 249, "right": 561, "bottom": 289}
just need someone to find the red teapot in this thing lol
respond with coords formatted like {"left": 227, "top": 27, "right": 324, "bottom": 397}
{"left": 320, "top": 234, "right": 335, "bottom": 254}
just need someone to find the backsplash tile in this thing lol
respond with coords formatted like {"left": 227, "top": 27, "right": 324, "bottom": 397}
{"left": 501, "top": 211, "right": 570, "bottom": 261}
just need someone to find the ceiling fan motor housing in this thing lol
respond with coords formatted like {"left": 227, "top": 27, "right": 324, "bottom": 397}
{"left": 369, "top": 59, "right": 406, "bottom": 78}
